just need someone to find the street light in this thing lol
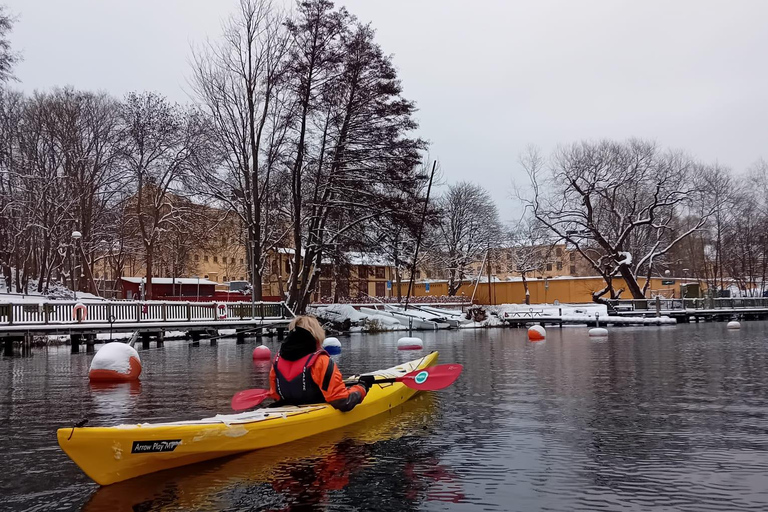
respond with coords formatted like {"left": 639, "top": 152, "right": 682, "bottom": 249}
{"left": 71, "top": 231, "right": 82, "bottom": 300}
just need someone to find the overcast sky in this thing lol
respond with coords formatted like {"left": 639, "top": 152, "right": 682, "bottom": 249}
{"left": 6, "top": 0, "right": 768, "bottom": 222}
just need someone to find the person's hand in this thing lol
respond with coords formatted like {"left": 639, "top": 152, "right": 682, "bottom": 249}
{"left": 358, "top": 375, "right": 376, "bottom": 392}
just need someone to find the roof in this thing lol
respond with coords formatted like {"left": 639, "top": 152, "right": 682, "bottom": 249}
{"left": 121, "top": 277, "right": 218, "bottom": 286}
{"left": 274, "top": 248, "right": 393, "bottom": 267}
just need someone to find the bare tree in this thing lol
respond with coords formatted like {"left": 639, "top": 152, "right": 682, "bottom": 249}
{"left": 190, "top": 0, "right": 290, "bottom": 301}
{"left": 524, "top": 140, "right": 720, "bottom": 302}
{"left": 431, "top": 182, "right": 501, "bottom": 296}
{"left": 505, "top": 215, "right": 552, "bottom": 304}
{"left": 119, "top": 92, "right": 214, "bottom": 299}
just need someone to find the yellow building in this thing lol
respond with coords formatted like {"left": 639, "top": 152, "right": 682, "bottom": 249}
{"left": 467, "top": 243, "right": 594, "bottom": 280}
{"left": 399, "top": 275, "right": 699, "bottom": 305}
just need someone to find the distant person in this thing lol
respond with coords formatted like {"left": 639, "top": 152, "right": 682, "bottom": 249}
{"left": 268, "top": 316, "right": 369, "bottom": 411}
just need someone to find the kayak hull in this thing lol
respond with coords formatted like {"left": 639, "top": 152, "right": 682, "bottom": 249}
{"left": 57, "top": 351, "right": 438, "bottom": 486}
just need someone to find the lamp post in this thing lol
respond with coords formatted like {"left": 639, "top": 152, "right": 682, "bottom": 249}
{"left": 71, "top": 231, "right": 82, "bottom": 300}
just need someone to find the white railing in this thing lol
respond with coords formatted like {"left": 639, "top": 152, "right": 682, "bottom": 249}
{"left": 0, "top": 300, "right": 292, "bottom": 327}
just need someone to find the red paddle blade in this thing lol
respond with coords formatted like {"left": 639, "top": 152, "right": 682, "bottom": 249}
{"left": 231, "top": 388, "right": 271, "bottom": 411}
{"left": 398, "top": 364, "right": 463, "bottom": 391}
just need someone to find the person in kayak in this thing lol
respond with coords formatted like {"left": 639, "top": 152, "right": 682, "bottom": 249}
{"left": 268, "top": 315, "right": 370, "bottom": 411}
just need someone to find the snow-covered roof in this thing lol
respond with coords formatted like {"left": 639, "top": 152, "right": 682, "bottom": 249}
{"left": 343, "top": 252, "right": 392, "bottom": 267}
{"left": 274, "top": 248, "right": 392, "bottom": 267}
{"left": 121, "top": 277, "right": 218, "bottom": 286}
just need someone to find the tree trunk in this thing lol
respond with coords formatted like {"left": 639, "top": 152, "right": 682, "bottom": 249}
{"left": 618, "top": 264, "right": 645, "bottom": 298}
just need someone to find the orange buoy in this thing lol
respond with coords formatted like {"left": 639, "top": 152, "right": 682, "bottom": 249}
{"left": 527, "top": 325, "right": 546, "bottom": 341}
{"left": 89, "top": 342, "right": 142, "bottom": 382}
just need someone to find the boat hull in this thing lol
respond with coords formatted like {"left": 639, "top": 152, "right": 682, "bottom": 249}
{"left": 57, "top": 352, "right": 438, "bottom": 486}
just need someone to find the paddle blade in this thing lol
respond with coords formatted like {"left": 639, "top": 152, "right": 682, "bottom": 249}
{"left": 231, "top": 388, "right": 271, "bottom": 411}
{"left": 399, "top": 364, "right": 463, "bottom": 391}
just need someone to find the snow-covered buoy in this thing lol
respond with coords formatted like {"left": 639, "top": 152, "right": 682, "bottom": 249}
{"left": 727, "top": 321, "right": 741, "bottom": 330}
{"left": 589, "top": 327, "right": 609, "bottom": 337}
{"left": 322, "top": 337, "right": 342, "bottom": 355}
{"left": 252, "top": 345, "right": 272, "bottom": 360}
{"left": 89, "top": 342, "right": 142, "bottom": 382}
{"left": 397, "top": 337, "right": 423, "bottom": 350}
{"left": 528, "top": 325, "right": 546, "bottom": 341}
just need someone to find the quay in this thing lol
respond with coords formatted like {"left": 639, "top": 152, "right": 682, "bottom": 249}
{"left": 606, "top": 298, "right": 768, "bottom": 322}
{"left": 0, "top": 300, "right": 293, "bottom": 355}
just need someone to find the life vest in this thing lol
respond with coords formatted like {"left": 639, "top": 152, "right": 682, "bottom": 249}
{"left": 273, "top": 349, "right": 333, "bottom": 405}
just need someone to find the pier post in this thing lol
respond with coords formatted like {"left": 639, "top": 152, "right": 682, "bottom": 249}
{"left": 22, "top": 333, "right": 32, "bottom": 356}
{"left": 236, "top": 329, "right": 246, "bottom": 344}
{"left": 70, "top": 334, "right": 82, "bottom": 354}
{"left": 141, "top": 333, "right": 150, "bottom": 350}
{"left": 85, "top": 334, "right": 96, "bottom": 354}
{"left": 655, "top": 296, "right": 661, "bottom": 317}
{"left": 190, "top": 330, "right": 201, "bottom": 346}
{"left": 156, "top": 331, "right": 164, "bottom": 348}
{"left": 3, "top": 338, "right": 13, "bottom": 356}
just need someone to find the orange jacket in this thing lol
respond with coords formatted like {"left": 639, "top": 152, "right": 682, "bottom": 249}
{"left": 269, "top": 353, "right": 367, "bottom": 411}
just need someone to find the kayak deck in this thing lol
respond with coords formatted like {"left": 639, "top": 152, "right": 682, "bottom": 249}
{"left": 58, "top": 351, "right": 438, "bottom": 485}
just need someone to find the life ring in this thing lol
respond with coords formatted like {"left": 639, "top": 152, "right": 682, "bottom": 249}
{"left": 72, "top": 303, "right": 87, "bottom": 322}
{"left": 217, "top": 303, "right": 227, "bottom": 320}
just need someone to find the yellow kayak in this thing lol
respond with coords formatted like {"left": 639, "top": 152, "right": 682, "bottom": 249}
{"left": 58, "top": 351, "right": 438, "bottom": 486}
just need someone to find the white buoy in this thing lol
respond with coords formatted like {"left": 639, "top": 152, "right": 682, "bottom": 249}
{"left": 727, "top": 321, "right": 741, "bottom": 330}
{"left": 252, "top": 345, "right": 272, "bottom": 360}
{"left": 89, "top": 342, "right": 142, "bottom": 382}
{"left": 323, "top": 337, "right": 342, "bottom": 355}
{"left": 397, "top": 337, "right": 423, "bottom": 350}
{"left": 528, "top": 325, "right": 546, "bottom": 341}
{"left": 589, "top": 327, "right": 609, "bottom": 337}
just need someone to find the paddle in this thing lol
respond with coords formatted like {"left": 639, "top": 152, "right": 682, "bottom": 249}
{"left": 230, "top": 363, "right": 463, "bottom": 411}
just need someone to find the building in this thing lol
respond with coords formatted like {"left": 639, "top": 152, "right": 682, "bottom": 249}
{"left": 467, "top": 243, "right": 594, "bottom": 280}
{"left": 120, "top": 277, "right": 217, "bottom": 300}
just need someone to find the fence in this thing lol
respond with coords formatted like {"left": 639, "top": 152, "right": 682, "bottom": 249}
{"left": 606, "top": 297, "right": 768, "bottom": 313}
{"left": 0, "top": 300, "right": 292, "bottom": 327}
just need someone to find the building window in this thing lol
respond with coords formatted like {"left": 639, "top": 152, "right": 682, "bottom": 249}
{"left": 213, "top": 256, "right": 218, "bottom": 263}
{"left": 556, "top": 262, "right": 563, "bottom": 271}
{"left": 240, "top": 258, "right": 244, "bottom": 264}
{"left": 223, "top": 276, "right": 228, "bottom": 281}
{"left": 285, "top": 260, "right": 290, "bottom": 273}
{"left": 570, "top": 265, "right": 576, "bottom": 275}
{"left": 204, "top": 274, "right": 209, "bottom": 279}
{"left": 239, "top": 276, "right": 244, "bottom": 281}
{"left": 375, "top": 267, "right": 385, "bottom": 279}
{"left": 569, "top": 252, "right": 575, "bottom": 262}
{"left": 546, "top": 263, "right": 552, "bottom": 271}
{"left": 195, "top": 254, "right": 199, "bottom": 262}
{"left": 556, "top": 247, "right": 562, "bottom": 256}
{"left": 204, "top": 256, "right": 209, "bottom": 262}
{"left": 231, "top": 257, "right": 235, "bottom": 264}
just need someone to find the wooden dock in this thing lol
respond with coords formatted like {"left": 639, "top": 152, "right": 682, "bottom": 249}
{"left": 606, "top": 298, "right": 768, "bottom": 322}
{"left": 0, "top": 300, "right": 293, "bottom": 355}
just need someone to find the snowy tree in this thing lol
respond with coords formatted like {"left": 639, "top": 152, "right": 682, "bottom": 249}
{"left": 0, "top": 6, "right": 19, "bottom": 82}
{"left": 524, "top": 140, "right": 721, "bottom": 302}
{"left": 282, "top": 1, "right": 425, "bottom": 313}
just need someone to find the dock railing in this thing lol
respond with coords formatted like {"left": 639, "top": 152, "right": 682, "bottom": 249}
{"left": 0, "top": 300, "right": 292, "bottom": 327}
{"left": 606, "top": 297, "right": 768, "bottom": 313}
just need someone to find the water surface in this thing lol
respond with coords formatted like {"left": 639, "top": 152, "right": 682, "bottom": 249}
{"left": 2, "top": 322, "right": 768, "bottom": 511}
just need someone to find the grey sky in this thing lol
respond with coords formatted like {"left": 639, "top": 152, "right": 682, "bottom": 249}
{"left": 6, "top": 0, "right": 768, "bottom": 222}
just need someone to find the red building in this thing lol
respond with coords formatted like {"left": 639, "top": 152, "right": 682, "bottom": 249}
{"left": 120, "top": 277, "right": 217, "bottom": 300}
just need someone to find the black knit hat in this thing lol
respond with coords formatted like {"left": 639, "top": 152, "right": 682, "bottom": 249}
{"left": 279, "top": 326, "right": 318, "bottom": 361}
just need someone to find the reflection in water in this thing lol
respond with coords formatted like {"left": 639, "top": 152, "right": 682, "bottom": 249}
{"left": 83, "top": 394, "right": 453, "bottom": 511}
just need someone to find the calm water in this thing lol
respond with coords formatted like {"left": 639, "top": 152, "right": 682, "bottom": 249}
{"left": 2, "top": 322, "right": 768, "bottom": 511}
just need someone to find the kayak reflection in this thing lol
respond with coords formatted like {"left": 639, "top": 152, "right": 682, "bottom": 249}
{"left": 84, "top": 393, "right": 461, "bottom": 511}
